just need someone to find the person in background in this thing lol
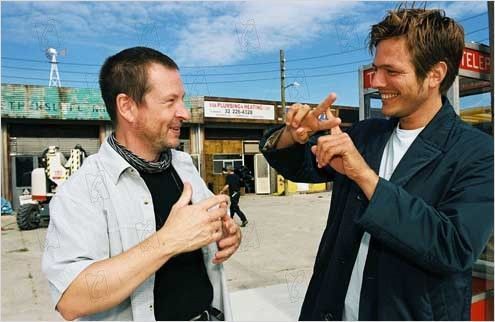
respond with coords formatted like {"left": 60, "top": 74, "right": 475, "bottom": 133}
{"left": 220, "top": 166, "right": 249, "bottom": 227}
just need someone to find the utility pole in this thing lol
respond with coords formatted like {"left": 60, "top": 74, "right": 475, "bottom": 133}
{"left": 279, "top": 49, "right": 290, "bottom": 195}
{"left": 280, "top": 49, "right": 287, "bottom": 115}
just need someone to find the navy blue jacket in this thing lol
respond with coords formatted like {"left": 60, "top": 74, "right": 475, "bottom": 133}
{"left": 260, "top": 99, "right": 493, "bottom": 320}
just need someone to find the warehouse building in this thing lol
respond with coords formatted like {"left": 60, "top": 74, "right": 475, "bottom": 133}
{"left": 1, "top": 83, "right": 361, "bottom": 208}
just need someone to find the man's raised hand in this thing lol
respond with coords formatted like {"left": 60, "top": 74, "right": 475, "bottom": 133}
{"left": 285, "top": 93, "right": 341, "bottom": 144}
{"left": 159, "top": 183, "right": 230, "bottom": 256}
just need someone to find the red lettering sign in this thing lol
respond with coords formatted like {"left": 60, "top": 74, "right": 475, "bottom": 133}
{"left": 460, "top": 48, "right": 490, "bottom": 74}
{"left": 363, "top": 68, "right": 375, "bottom": 90}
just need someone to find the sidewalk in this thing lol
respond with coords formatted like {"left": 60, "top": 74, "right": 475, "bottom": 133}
{"left": 231, "top": 283, "right": 307, "bottom": 321}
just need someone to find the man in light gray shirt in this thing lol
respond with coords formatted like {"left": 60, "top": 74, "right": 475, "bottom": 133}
{"left": 42, "top": 47, "right": 241, "bottom": 321}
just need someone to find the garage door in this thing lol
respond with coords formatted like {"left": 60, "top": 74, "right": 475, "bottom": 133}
{"left": 10, "top": 137, "right": 101, "bottom": 156}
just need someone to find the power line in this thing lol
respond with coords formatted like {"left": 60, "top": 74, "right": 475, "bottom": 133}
{"left": 3, "top": 68, "right": 358, "bottom": 85}
{"left": 181, "top": 60, "right": 279, "bottom": 69}
{"left": 1, "top": 11, "right": 487, "bottom": 71}
{"left": 459, "top": 12, "right": 487, "bottom": 22}
{"left": 290, "top": 59, "right": 370, "bottom": 71}
{"left": 288, "top": 47, "right": 367, "bottom": 63}
{"left": 183, "top": 70, "right": 280, "bottom": 77}
{"left": 3, "top": 57, "right": 371, "bottom": 77}
{"left": 2, "top": 65, "right": 98, "bottom": 75}
{"left": 0, "top": 56, "right": 278, "bottom": 69}
{"left": 1, "top": 56, "right": 102, "bottom": 66}
{"left": 466, "top": 26, "right": 488, "bottom": 36}
{"left": 303, "top": 69, "right": 356, "bottom": 78}
{"left": 2, "top": 75, "right": 89, "bottom": 84}
{"left": 475, "top": 38, "right": 489, "bottom": 44}
{"left": 2, "top": 74, "right": 279, "bottom": 84}
{"left": 1, "top": 64, "right": 280, "bottom": 77}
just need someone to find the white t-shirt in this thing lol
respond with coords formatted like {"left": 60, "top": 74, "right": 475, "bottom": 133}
{"left": 342, "top": 124, "right": 424, "bottom": 321}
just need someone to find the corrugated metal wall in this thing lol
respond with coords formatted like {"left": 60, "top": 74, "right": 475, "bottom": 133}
{"left": 9, "top": 137, "right": 101, "bottom": 156}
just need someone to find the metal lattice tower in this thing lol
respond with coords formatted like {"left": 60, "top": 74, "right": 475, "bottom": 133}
{"left": 46, "top": 48, "right": 61, "bottom": 87}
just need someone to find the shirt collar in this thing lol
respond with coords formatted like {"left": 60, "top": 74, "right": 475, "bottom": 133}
{"left": 98, "top": 138, "right": 135, "bottom": 185}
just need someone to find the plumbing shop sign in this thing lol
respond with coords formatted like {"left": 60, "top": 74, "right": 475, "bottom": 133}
{"left": 204, "top": 101, "right": 275, "bottom": 120}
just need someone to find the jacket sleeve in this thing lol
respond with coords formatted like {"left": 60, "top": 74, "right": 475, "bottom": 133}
{"left": 356, "top": 146, "right": 494, "bottom": 274}
{"left": 259, "top": 125, "right": 336, "bottom": 183}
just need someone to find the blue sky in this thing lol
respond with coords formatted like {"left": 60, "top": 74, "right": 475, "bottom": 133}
{"left": 1, "top": 1, "right": 491, "bottom": 109}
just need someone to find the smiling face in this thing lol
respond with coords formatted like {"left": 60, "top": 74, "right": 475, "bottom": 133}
{"left": 135, "top": 63, "right": 190, "bottom": 153}
{"left": 371, "top": 36, "right": 434, "bottom": 124}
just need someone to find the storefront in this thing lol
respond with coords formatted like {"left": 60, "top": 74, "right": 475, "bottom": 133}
{"left": 188, "top": 96, "right": 360, "bottom": 194}
{"left": 1, "top": 84, "right": 113, "bottom": 209}
{"left": 1, "top": 83, "right": 360, "bottom": 207}
{"left": 187, "top": 96, "right": 282, "bottom": 194}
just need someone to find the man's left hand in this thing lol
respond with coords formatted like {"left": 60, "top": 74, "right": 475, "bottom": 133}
{"left": 213, "top": 212, "right": 241, "bottom": 264}
{"left": 310, "top": 113, "right": 379, "bottom": 199}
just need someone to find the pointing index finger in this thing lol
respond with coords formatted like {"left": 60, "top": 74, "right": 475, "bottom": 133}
{"left": 327, "top": 108, "right": 342, "bottom": 135}
{"left": 312, "top": 93, "right": 337, "bottom": 116}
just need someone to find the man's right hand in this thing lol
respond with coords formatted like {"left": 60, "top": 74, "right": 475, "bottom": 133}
{"left": 276, "top": 93, "right": 341, "bottom": 148}
{"left": 158, "top": 183, "right": 229, "bottom": 256}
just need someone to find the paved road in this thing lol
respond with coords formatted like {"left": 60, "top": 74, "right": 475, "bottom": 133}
{"left": 1, "top": 192, "right": 331, "bottom": 321}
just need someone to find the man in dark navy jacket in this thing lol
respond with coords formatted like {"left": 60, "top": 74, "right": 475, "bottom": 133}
{"left": 260, "top": 8, "right": 493, "bottom": 321}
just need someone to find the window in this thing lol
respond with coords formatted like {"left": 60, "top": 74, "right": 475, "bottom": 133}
{"left": 212, "top": 154, "right": 243, "bottom": 174}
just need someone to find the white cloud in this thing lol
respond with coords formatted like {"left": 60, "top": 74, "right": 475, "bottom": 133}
{"left": 1, "top": 1, "right": 367, "bottom": 65}
{"left": 3, "top": 1, "right": 486, "bottom": 67}
{"left": 440, "top": 1, "right": 487, "bottom": 20}
{"left": 172, "top": 1, "right": 363, "bottom": 65}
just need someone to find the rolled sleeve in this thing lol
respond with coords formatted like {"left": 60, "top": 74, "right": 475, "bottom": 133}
{"left": 41, "top": 186, "right": 110, "bottom": 308}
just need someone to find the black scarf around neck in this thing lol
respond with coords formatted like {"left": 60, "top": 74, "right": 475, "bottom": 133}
{"left": 107, "top": 133, "right": 172, "bottom": 174}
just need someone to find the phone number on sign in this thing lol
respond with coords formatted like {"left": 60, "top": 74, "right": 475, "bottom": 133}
{"left": 224, "top": 109, "right": 253, "bottom": 115}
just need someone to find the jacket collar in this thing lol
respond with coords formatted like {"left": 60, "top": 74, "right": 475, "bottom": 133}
{"left": 388, "top": 96, "right": 457, "bottom": 186}
{"left": 414, "top": 96, "right": 458, "bottom": 152}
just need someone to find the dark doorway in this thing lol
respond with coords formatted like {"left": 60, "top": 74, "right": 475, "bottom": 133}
{"left": 244, "top": 154, "right": 255, "bottom": 193}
